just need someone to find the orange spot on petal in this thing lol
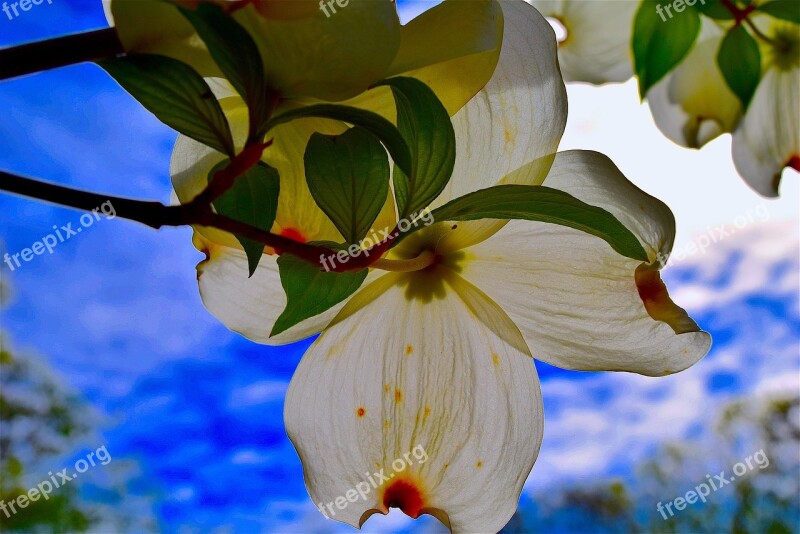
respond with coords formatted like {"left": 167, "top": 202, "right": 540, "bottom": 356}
{"left": 476, "top": 461, "right": 483, "bottom": 468}
{"left": 272, "top": 227, "right": 307, "bottom": 255}
{"left": 382, "top": 480, "right": 424, "bottom": 519}
{"left": 788, "top": 155, "right": 800, "bottom": 172}
{"left": 635, "top": 265, "right": 700, "bottom": 334}
{"left": 395, "top": 389, "right": 403, "bottom": 403}
{"left": 405, "top": 345, "right": 414, "bottom": 355}
{"left": 281, "top": 228, "right": 307, "bottom": 242}
{"left": 356, "top": 407, "right": 366, "bottom": 418}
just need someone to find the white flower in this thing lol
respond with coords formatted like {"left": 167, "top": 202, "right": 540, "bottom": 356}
{"left": 647, "top": 18, "right": 742, "bottom": 148}
{"left": 171, "top": 1, "right": 710, "bottom": 531}
{"left": 527, "top": 1, "right": 799, "bottom": 197}
{"left": 527, "top": 0, "right": 638, "bottom": 84}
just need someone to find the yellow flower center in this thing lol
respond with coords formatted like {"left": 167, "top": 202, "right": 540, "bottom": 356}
{"left": 374, "top": 224, "right": 467, "bottom": 302}
{"left": 766, "top": 22, "right": 800, "bottom": 71}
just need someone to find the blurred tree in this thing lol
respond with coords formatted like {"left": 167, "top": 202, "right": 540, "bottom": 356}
{"left": 0, "top": 343, "right": 95, "bottom": 532}
{"left": 0, "top": 271, "right": 154, "bottom": 532}
{"left": 501, "top": 392, "right": 800, "bottom": 533}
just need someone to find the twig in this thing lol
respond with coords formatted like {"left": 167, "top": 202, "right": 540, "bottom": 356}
{"left": 0, "top": 170, "right": 333, "bottom": 268}
{"left": 0, "top": 29, "right": 124, "bottom": 81}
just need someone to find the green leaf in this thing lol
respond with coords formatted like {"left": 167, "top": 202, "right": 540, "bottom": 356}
{"left": 305, "top": 127, "right": 390, "bottom": 244}
{"left": 633, "top": 0, "right": 702, "bottom": 98}
{"left": 695, "top": 0, "right": 735, "bottom": 20}
{"left": 177, "top": 3, "right": 272, "bottom": 139}
{"left": 718, "top": 25, "right": 762, "bottom": 109}
{"left": 757, "top": 0, "right": 800, "bottom": 23}
{"left": 209, "top": 160, "right": 280, "bottom": 276}
{"left": 376, "top": 77, "right": 456, "bottom": 218}
{"left": 429, "top": 185, "right": 649, "bottom": 262}
{"left": 264, "top": 104, "right": 413, "bottom": 178}
{"left": 272, "top": 251, "right": 368, "bottom": 337}
{"left": 100, "top": 54, "right": 235, "bottom": 156}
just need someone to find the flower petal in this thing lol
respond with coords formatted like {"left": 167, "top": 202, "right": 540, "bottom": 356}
{"left": 171, "top": 98, "right": 397, "bottom": 246}
{"left": 458, "top": 150, "right": 711, "bottom": 376}
{"left": 418, "top": 0, "right": 567, "bottom": 251}
{"left": 438, "top": 0, "right": 566, "bottom": 203}
{"left": 529, "top": 0, "right": 636, "bottom": 84}
{"left": 647, "top": 20, "right": 742, "bottom": 148}
{"left": 330, "top": 0, "right": 504, "bottom": 126}
{"left": 193, "top": 233, "right": 384, "bottom": 344}
{"left": 285, "top": 270, "right": 543, "bottom": 532}
{"left": 385, "top": 0, "right": 504, "bottom": 115}
{"left": 105, "top": 0, "right": 220, "bottom": 77}
{"left": 732, "top": 65, "right": 800, "bottom": 197}
{"left": 232, "top": 0, "right": 401, "bottom": 101}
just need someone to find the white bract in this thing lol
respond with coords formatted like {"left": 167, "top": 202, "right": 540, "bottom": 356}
{"left": 528, "top": 0, "right": 638, "bottom": 84}
{"left": 647, "top": 18, "right": 743, "bottom": 149}
{"left": 170, "top": 1, "right": 711, "bottom": 531}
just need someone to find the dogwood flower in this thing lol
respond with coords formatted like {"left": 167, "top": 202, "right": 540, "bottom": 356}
{"left": 527, "top": 0, "right": 638, "bottom": 84}
{"left": 528, "top": 2, "right": 799, "bottom": 197}
{"left": 171, "top": 1, "right": 710, "bottom": 531}
{"left": 650, "top": 14, "right": 799, "bottom": 196}
{"left": 647, "top": 18, "right": 743, "bottom": 149}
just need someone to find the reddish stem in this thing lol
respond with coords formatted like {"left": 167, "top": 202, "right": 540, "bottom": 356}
{"left": 720, "top": 0, "right": 756, "bottom": 24}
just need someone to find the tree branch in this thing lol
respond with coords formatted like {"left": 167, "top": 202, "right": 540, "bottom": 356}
{"left": 0, "top": 170, "right": 333, "bottom": 268}
{"left": 0, "top": 28, "right": 124, "bottom": 81}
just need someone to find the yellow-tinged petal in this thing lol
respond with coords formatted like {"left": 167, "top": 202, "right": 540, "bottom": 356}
{"left": 328, "top": 0, "right": 504, "bottom": 122}
{"left": 171, "top": 97, "right": 398, "bottom": 247}
{"left": 440, "top": 0, "right": 565, "bottom": 200}
{"left": 386, "top": 0, "right": 503, "bottom": 115}
{"left": 647, "top": 20, "right": 742, "bottom": 149}
{"left": 423, "top": 0, "right": 567, "bottom": 252}
{"left": 171, "top": 96, "right": 398, "bottom": 342}
{"left": 105, "top": 0, "right": 220, "bottom": 77}
{"left": 285, "top": 270, "right": 542, "bottom": 533}
{"left": 458, "top": 150, "right": 711, "bottom": 376}
{"left": 529, "top": 0, "right": 636, "bottom": 84}
{"left": 232, "top": 0, "right": 401, "bottom": 101}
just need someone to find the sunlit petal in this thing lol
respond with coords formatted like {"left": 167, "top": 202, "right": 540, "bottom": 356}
{"left": 647, "top": 20, "right": 742, "bottom": 149}
{"left": 733, "top": 65, "right": 800, "bottom": 197}
{"left": 458, "top": 151, "right": 711, "bottom": 376}
{"left": 285, "top": 271, "right": 543, "bottom": 532}
{"left": 529, "top": 0, "right": 636, "bottom": 84}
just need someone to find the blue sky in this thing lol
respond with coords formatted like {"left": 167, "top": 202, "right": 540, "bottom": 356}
{"left": 1, "top": 2, "right": 798, "bottom": 532}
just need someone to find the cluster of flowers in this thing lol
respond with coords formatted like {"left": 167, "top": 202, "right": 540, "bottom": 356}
{"left": 533, "top": 0, "right": 799, "bottom": 197}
